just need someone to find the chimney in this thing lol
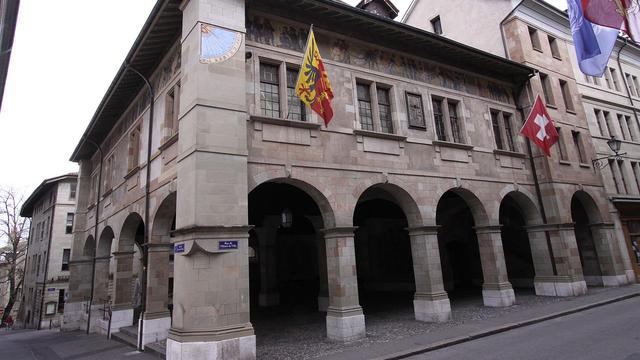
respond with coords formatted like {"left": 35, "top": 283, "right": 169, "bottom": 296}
{"left": 356, "top": 0, "right": 399, "bottom": 20}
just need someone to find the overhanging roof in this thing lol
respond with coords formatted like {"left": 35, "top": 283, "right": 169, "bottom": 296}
{"left": 0, "top": 0, "right": 20, "bottom": 112}
{"left": 20, "top": 173, "right": 78, "bottom": 217}
{"left": 71, "top": 0, "right": 533, "bottom": 162}
{"left": 70, "top": 0, "right": 182, "bottom": 162}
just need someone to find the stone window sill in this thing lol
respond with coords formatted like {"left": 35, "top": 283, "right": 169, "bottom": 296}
{"left": 579, "top": 162, "right": 591, "bottom": 168}
{"left": 432, "top": 140, "right": 474, "bottom": 151}
{"left": 250, "top": 115, "right": 321, "bottom": 129}
{"left": 124, "top": 166, "right": 140, "bottom": 180}
{"left": 493, "top": 149, "right": 526, "bottom": 158}
{"left": 353, "top": 129, "right": 407, "bottom": 141}
{"left": 159, "top": 133, "right": 179, "bottom": 151}
{"left": 559, "top": 160, "right": 571, "bottom": 166}
{"left": 102, "top": 187, "right": 113, "bottom": 198}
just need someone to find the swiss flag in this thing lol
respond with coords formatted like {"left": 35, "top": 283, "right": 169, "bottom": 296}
{"left": 520, "top": 95, "right": 559, "bottom": 157}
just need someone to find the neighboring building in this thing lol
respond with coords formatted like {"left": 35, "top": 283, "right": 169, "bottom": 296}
{"left": 0, "top": 241, "right": 26, "bottom": 321}
{"left": 0, "top": 0, "right": 20, "bottom": 111}
{"left": 20, "top": 173, "right": 77, "bottom": 329}
{"left": 62, "top": 1, "right": 630, "bottom": 359}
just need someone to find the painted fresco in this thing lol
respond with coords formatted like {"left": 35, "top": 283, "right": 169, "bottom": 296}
{"left": 246, "top": 15, "right": 512, "bottom": 104}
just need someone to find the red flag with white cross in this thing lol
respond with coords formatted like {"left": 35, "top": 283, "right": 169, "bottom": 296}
{"left": 520, "top": 95, "right": 559, "bottom": 157}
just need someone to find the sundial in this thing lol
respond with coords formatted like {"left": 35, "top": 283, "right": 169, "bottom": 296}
{"left": 200, "top": 23, "right": 243, "bottom": 64}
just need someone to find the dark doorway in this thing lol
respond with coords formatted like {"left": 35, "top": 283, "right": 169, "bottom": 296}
{"left": 571, "top": 195, "right": 603, "bottom": 286}
{"left": 436, "top": 191, "right": 483, "bottom": 299}
{"left": 500, "top": 196, "right": 535, "bottom": 290}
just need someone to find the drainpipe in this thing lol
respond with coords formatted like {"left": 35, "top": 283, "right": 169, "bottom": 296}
{"left": 82, "top": 136, "right": 103, "bottom": 334}
{"left": 616, "top": 38, "right": 640, "bottom": 126}
{"left": 514, "top": 74, "right": 558, "bottom": 276}
{"left": 500, "top": 0, "right": 525, "bottom": 60}
{"left": 125, "top": 64, "right": 153, "bottom": 352}
{"left": 37, "top": 185, "right": 57, "bottom": 330}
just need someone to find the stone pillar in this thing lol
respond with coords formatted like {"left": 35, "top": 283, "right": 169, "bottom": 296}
{"left": 256, "top": 219, "right": 279, "bottom": 307}
{"left": 323, "top": 227, "right": 365, "bottom": 341}
{"left": 542, "top": 224, "right": 588, "bottom": 296}
{"left": 62, "top": 259, "right": 93, "bottom": 331}
{"left": 91, "top": 256, "right": 111, "bottom": 334}
{"left": 112, "top": 251, "right": 135, "bottom": 309}
{"left": 408, "top": 226, "right": 451, "bottom": 322}
{"left": 142, "top": 244, "right": 173, "bottom": 347}
{"left": 317, "top": 234, "right": 329, "bottom": 312}
{"left": 474, "top": 225, "right": 515, "bottom": 307}
{"left": 524, "top": 225, "right": 558, "bottom": 296}
{"left": 590, "top": 223, "right": 628, "bottom": 287}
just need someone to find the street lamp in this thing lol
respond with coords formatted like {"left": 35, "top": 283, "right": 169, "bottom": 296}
{"left": 592, "top": 135, "right": 626, "bottom": 170}
{"left": 281, "top": 208, "right": 293, "bottom": 228}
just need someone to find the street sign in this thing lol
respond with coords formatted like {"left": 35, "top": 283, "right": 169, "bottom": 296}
{"left": 218, "top": 240, "right": 238, "bottom": 250}
{"left": 174, "top": 243, "right": 185, "bottom": 253}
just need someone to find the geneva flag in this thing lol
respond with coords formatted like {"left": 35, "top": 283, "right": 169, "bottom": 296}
{"left": 520, "top": 95, "right": 559, "bottom": 157}
{"left": 582, "top": 0, "right": 640, "bottom": 42}
{"left": 296, "top": 28, "right": 334, "bottom": 127}
{"left": 568, "top": 0, "right": 618, "bottom": 77}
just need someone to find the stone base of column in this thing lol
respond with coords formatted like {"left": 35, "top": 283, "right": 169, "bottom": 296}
{"left": 166, "top": 335, "right": 256, "bottom": 360}
{"left": 258, "top": 292, "right": 279, "bottom": 307}
{"left": 110, "top": 307, "right": 134, "bottom": 334}
{"left": 602, "top": 274, "right": 629, "bottom": 287}
{"left": 625, "top": 270, "right": 637, "bottom": 284}
{"left": 317, "top": 296, "right": 329, "bottom": 312}
{"left": 91, "top": 305, "right": 109, "bottom": 335}
{"left": 534, "top": 277, "right": 587, "bottom": 297}
{"left": 482, "top": 284, "right": 515, "bottom": 307}
{"left": 141, "top": 312, "right": 171, "bottom": 347}
{"left": 413, "top": 293, "right": 451, "bottom": 322}
{"left": 61, "top": 301, "right": 84, "bottom": 331}
{"left": 326, "top": 307, "right": 365, "bottom": 342}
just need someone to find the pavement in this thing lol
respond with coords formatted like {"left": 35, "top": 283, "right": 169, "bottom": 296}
{"left": 319, "top": 284, "right": 640, "bottom": 360}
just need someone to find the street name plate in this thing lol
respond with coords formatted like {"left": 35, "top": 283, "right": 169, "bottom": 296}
{"left": 174, "top": 243, "right": 185, "bottom": 253}
{"left": 218, "top": 240, "right": 238, "bottom": 250}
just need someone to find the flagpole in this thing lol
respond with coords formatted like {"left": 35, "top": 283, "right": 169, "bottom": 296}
{"left": 518, "top": 90, "right": 558, "bottom": 276}
{"left": 287, "top": 24, "right": 314, "bottom": 121}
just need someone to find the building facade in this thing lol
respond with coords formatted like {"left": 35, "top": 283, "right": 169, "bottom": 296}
{"left": 20, "top": 173, "right": 77, "bottom": 329}
{"left": 63, "top": 1, "right": 631, "bottom": 359}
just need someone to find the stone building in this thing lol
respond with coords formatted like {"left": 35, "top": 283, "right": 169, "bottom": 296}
{"left": 63, "top": 0, "right": 631, "bottom": 358}
{"left": 20, "top": 173, "right": 78, "bottom": 329}
{"left": 403, "top": 0, "right": 639, "bottom": 285}
{"left": 0, "top": 241, "right": 26, "bottom": 321}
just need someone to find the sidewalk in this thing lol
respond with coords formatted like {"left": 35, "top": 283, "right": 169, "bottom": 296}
{"left": 319, "top": 284, "right": 640, "bottom": 360}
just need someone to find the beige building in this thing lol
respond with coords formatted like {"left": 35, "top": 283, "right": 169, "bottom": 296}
{"left": 63, "top": 0, "right": 632, "bottom": 359}
{"left": 404, "top": 0, "right": 640, "bottom": 284}
{"left": 20, "top": 173, "right": 77, "bottom": 329}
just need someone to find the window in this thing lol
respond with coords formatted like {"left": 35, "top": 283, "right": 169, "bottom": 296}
{"left": 618, "top": 160, "right": 629, "bottom": 194}
{"left": 65, "top": 213, "right": 74, "bottom": 234}
{"left": 594, "top": 109, "right": 606, "bottom": 136}
{"left": 431, "top": 16, "right": 442, "bottom": 35}
{"left": 491, "top": 110, "right": 517, "bottom": 152}
{"left": 618, "top": 114, "right": 630, "bottom": 140}
{"left": 104, "top": 155, "right": 113, "bottom": 190}
{"left": 357, "top": 83, "right": 373, "bottom": 131}
{"left": 128, "top": 125, "right": 141, "bottom": 171}
{"left": 556, "top": 127, "right": 568, "bottom": 160}
{"left": 286, "top": 68, "right": 305, "bottom": 121}
{"left": 559, "top": 80, "right": 574, "bottom": 112}
{"left": 572, "top": 130, "right": 586, "bottom": 163}
{"left": 610, "top": 67, "right": 621, "bottom": 91}
{"left": 58, "top": 289, "right": 65, "bottom": 313}
{"left": 356, "top": 81, "right": 395, "bottom": 133}
{"left": 604, "top": 111, "right": 614, "bottom": 137}
{"left": 528, "top": 27, "right": 542, "bottom": 51}
{"left": 540, "top": 73, "right": 555, "bottom": 107}
{"left": 377, "top": 87, "right": 393, "bottom": 133}
{"left": 633, "top": 76, "right": 640, "bottom": 97}
{"left": 36, "top": 255, "right": 41, "bottom": 276}
{"left": 610, "top": 159, "right": 621, "bottom": 193}
{"left": 626, "top": 73, "right": 637, "bottom": 96}
{"left": 69, "top": 182, "right": 77, "bottom": 200}
{"left": 626, "top": 115, "right": 637, "bottom": 141}
{"left": 406, "top": 93, "right": 426, "bottom": 129}
{"left": 631, "top": 162, "right": 640, "bottom": 193}
{"left": 164, "top": 82, "right": 180, "bottom": 141}
{"left": 61, "top": 249, "right": 70, "bottom": 271}
{"left": 431, "top": 96, "right": 465, "bottom": 143}
{"left": 260, "top": 63, "right": 280, "bottom": 118}
{"left": 40, "top": 221, "right": 44, "bottom": 241}
{"left": 548, "top": 35, "right": 561, "bottom": 59}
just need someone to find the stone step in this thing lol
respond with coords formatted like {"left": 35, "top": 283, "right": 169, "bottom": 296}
{"left": 111, "top": 330, "right": 137, "bottom": 349}
{"left": 119, "top": 325, "right": 138, "bottom": 338}
{"left": 145, "top": 340, "right": 167, "bottom": 359}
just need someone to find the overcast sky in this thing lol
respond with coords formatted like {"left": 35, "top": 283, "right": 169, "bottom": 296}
{"left": 0, "top": 0, "right": 566, "bottom": 197}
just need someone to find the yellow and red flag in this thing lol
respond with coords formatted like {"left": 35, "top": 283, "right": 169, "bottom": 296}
{"left": 295, "top": 28, "right": 334, "bottom": 127}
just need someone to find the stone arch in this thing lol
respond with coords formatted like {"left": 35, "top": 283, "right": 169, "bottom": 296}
{"left": 572, "top": 190, "right": 604, "bottom": 224}
{"left": 499, "top": 190, "right": 542, "bottom": 226}
{"left": 119, "top": 212, "right": 145, "bottom": 252}
{"left": 437, "top": 187, "right": 489, "bottom": 226}
{"left": 151, "top": 192, "right": 176, "bottom": 244}
{"left": 83, "top": 235, "right": 96, "bottom": 258}
{"left": 97, "top": 226, "right": 114, "bottom": 257}
{"left": 250, "top": 176, "right": 336, "bottom": 229}
{"left": 354, "top": 182, "right": 422, "bottom": 228}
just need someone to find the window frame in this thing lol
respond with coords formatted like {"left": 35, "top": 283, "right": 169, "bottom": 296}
{"left": 571, "top": 130, "right": 587, "bottom": 164}
{"left": 559, "top": 79, "right": 575, "bottom": 112}
{"left": 548, "top": 35, "right": 561, "bottom": 59}
{"left": 528, "top": 26, "right": 543, "bottom": 52}
{"left": 430, "top": 92, "right": 467, "bottom": 144}
{"left": 354, "top": 78, "right": 397, "bottom": 134}
{"left": 556, "top": 126, "right": 569, "bottom": 161}
{"left": 431, "top": 16, "right": 443, "bottom": 35}
{"left": 256, "top": 59, "right": 309, "bottom": 122}
{"left": 539, "top": 73, "right": 555, "bottom": 107}
{"left": 163, "top": 81, "right": 180, "bottom": 143}
{"left": 65, "top": 213, "right": 74, "bottom": 234}
{"left": 61, "top": 249, "right": 70, "bottom": 271}
{"left": 490, "top": 109, "right": 518, "bottom": 152}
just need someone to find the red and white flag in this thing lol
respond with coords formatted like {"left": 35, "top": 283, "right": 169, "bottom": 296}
{"left": 520, "top": 95, "right": 559, "bottom": 157}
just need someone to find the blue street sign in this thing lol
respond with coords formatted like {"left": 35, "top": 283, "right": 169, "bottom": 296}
{"left": 218, "top": 240, "right": 238, "bottom": 250}
{"left": 174, "top": 243, "right": 185, "bottom": 253}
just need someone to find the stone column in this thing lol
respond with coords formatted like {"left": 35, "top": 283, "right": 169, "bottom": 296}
{"left": 474, "top": 225, "right": 515, "bottom": 307}
{"left": 112, "top": 251, "right": 135, "bottom": 309}
{"left": 323, "top": 227, "right": 365, "bottom": 341}
{"left": 590, "top": 223, "right": 628, "bottom": 286}
{"left": 62, "top": 259, "right": 93, "bottom": 331}
{"left": 408, "top": 226, "right": 451, "bottom": 322}
{"left": 524, "top": 225, "right": 557, "bottom": 296}
{"left": 142, "top": 244, "right": 173, "bottom": 347}
{"left": 91, "top": 256, "right": 111, "bottom": 334}
{"left": 316, "top": 234, "right": 329, "bottom": 312}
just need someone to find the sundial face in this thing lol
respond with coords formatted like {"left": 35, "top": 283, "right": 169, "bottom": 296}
{"left": 200, "top": 23, "right": 243, "bottom": 64}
